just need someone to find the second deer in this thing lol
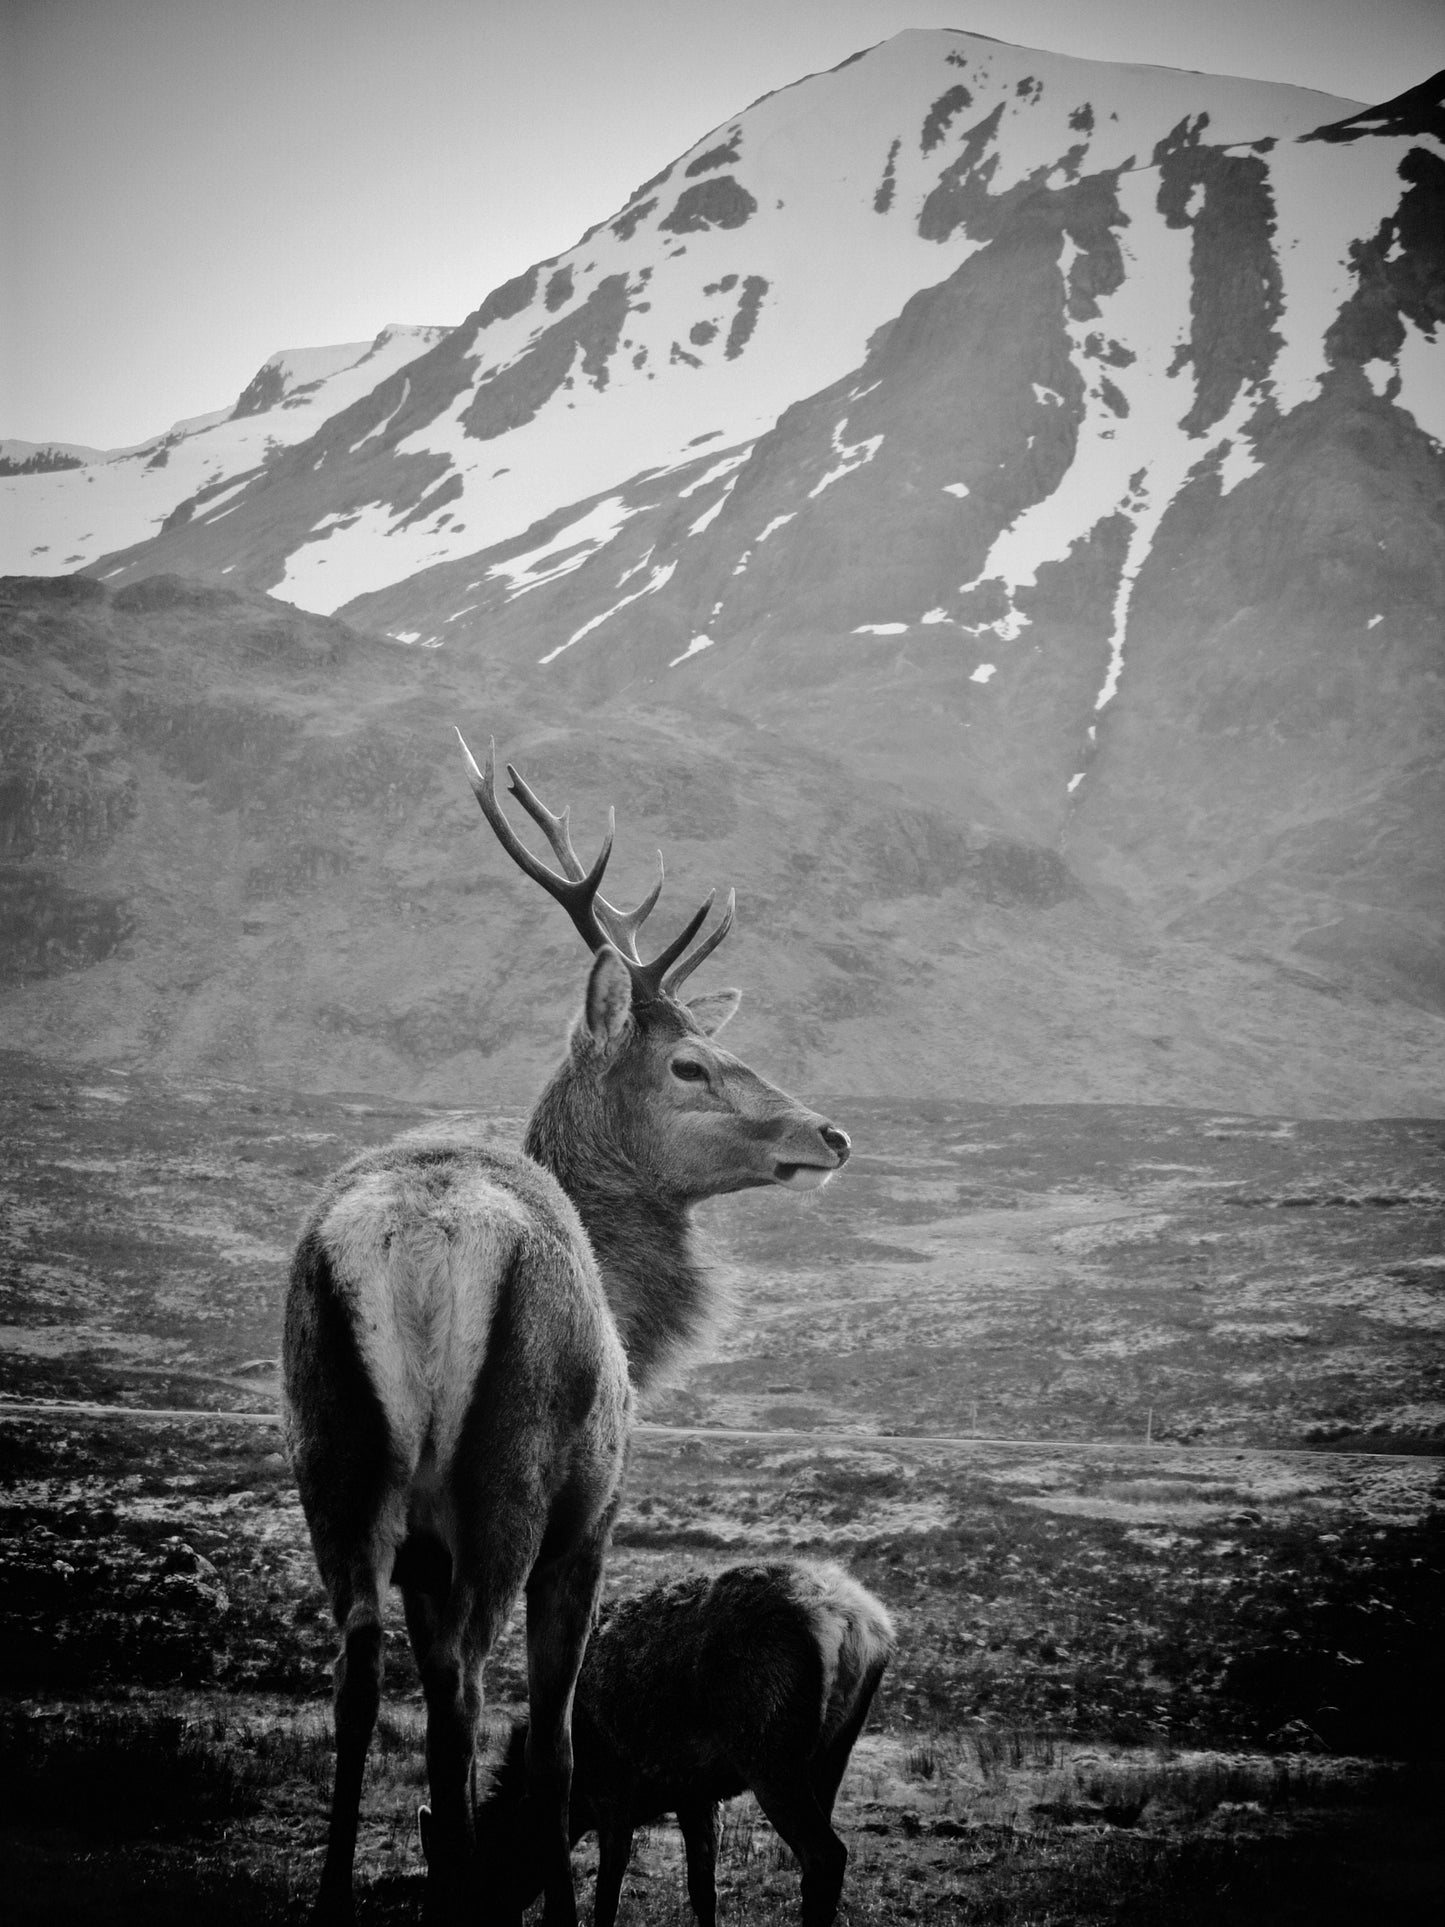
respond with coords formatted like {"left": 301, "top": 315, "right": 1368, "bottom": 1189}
{"left": 283, "top": 736, "right": 850, "bottom": 1925}
{"left": 467, "top": 1559, "right": 895, "bottom": 1927}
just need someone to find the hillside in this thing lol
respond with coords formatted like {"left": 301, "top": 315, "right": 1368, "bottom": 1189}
{"left": 1, "top": 572, "right": 1441, "bottom": 1113}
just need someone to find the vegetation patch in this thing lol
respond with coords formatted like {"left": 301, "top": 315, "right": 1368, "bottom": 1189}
{"left": 725, "top": 275, "right": 769, "bottom": 359}
{"left": 659, "top": 176, "right": 758, "bottom": 234}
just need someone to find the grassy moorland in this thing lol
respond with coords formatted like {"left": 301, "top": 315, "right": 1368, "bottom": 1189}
{"left": 0, "top": 1049, "right": 1442, "bottom": 1920}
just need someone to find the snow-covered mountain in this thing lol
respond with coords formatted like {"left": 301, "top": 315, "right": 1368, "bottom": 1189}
{"left": 4, "top": 30, "right": 1444, "bottom": 1110}
{"left": 0, "top": 327, "right": 451, "bottom": 575}
{"left": 84, "top": 30, "right": 1441, "bottom": 629}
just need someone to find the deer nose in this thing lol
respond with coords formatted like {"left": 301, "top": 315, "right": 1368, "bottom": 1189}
{"left": 820, "top": 1123, "right": 851, "bottom": 1164}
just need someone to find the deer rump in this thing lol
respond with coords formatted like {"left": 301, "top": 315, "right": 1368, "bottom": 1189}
{"left": 478, "top": 1561, "right": 894, "bottom": 1927}
{"left": 284, "top": 1135, "right": 632, "bottom": 1921}
{"left": 286, "top": 1138, "right": 630, "bottom": 1584}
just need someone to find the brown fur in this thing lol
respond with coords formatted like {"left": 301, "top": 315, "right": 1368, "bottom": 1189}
{"left": 471, "top": 1560, "right": 894, "bottom": 1927}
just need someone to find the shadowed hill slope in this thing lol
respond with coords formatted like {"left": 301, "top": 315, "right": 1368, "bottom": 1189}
{"left": 2, "top": 573, "right": 1442, "bottom": 1114}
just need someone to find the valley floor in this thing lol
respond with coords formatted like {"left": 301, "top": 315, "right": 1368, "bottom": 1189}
{"left": 1, "top": 1405, "right": 1442, "bottom": 1923}
{"left": 2, "top": 1058, "right": 1442, "bottom": 1917}
{"left": 3, "top": 1692, "right": 1441, "bottom": 1925}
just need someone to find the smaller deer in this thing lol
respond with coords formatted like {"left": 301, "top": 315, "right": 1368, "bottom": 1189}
{"left": 465, "top": 1560, "right": 894, "bottom": 1927}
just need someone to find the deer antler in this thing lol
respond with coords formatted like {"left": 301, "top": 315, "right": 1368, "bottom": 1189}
{"left": 456, "top": 730, "right": 733, "bottom": 1001}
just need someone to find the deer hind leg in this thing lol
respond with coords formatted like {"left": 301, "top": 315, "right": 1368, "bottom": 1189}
{"left": 751, "top": 1779, "right": 848, "bottom": 1927}
{"left": 591, "top": 1810, "right": 638, "bottom": 1927}
{"left": 403, "top": 1568, "right": 513, "bottom": 1927}
{"left": 312, "top": 1555, "right": 388, "bottom": 1925}
{"left": 676, "top": 1797, "right": 721, "bottom": 1927}
{"left": 810, "top": 1662, "right": 886, "bottom": 1821}
{"left": 522, "top": 1515, "right": 615, "bottom": 1927}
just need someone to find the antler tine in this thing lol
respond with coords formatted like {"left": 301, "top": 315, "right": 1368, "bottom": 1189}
{"left": 661, "top": 887, "right": 736, "bottom": 997}
{"left": 598, "top": 852, "right": 665, "bottom": 954}
{"left": 505, "top": 759, "right": 667, "bottom": 964}
{"left": 455, "top": 729, "right": 614, "bottom": 953}
{"left": 458, "top": 730, "right": 735, "bottom": 996}
{"left": 504, "top": 760, "right": 589, "bottom": 883}
{"left": 625, "top": 888, "right": 725, "bottom": 1001}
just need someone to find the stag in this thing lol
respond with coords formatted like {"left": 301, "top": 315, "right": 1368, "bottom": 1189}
{"left": 282, "top": 735, "right": 850, "bottom": 1925}
{"left": 464, "top": 1560, "right": 895, "bottom": 1927}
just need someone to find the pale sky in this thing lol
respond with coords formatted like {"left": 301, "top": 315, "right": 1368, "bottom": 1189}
{"left": 4, "top": 0, "right": 1443, "bottom": 449}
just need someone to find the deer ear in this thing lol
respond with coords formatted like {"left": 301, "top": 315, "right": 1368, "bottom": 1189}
{"left": 575, "top": 946, "right": 634, "bottom": 1056}
{"left": 687, "top": 988, "right": 741, "bottom": 1036}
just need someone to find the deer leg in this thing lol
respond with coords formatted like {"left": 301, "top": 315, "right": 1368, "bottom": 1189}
{"left": 522, "top": 1524, "right": 612, "bottom": 1927}
{"left": 312, "top": 1563, "right": 387, "bottom": 1925}
{"left": 405, "top": 1577, "right": 495, "bottom": 1927}
{"left": 810, "top": 1664, "right": 885, "bottom": 1821}
{"left": 751, "top": 1779, "right": 848, "bottom": 1927}
{"left": 592, "top": 1812, "right": 637, "bottom": 1927}
{"left": 407, "top": 1590, "right": 523, "bottom": 1927}
{"left": 677, "top": 1797, "right": 720, "bottom": 1927}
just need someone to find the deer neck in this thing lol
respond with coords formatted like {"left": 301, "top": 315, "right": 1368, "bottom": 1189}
{"left": 523, "top": 1102, "right": 712, "bottom": 1393}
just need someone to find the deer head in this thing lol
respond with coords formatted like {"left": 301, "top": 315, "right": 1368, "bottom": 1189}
{"left": 456, "top": 731, "right": 850, "bottom": 1202}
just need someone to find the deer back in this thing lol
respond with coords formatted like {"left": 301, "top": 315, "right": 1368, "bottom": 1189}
{"left": 479, "top": 1559, "right": 895, "bottom": 1848}
{"left": 282, "top": 1132, "right": 631, "bottom": 1560}
{"left": 580, "top": 1562, "right": 894, "bottom": 1793}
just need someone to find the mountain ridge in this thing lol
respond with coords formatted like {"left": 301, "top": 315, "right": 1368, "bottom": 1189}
{"left": 0, "top": 326, "right": 453, "bottom": 578}
{"left": 84, "top": 30, "right": 1396, "bottom": 611}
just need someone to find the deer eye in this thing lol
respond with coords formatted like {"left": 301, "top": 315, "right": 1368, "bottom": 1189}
{"left": 671, "top": 1057, "right": 708, "bottom": 1083}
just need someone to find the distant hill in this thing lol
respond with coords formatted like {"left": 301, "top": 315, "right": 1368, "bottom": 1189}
{"left": 1, "top": 571, "right": 1440, "bottom": 1115}
{"left": 0, "top": 328, "right": 453, "bottom": 576}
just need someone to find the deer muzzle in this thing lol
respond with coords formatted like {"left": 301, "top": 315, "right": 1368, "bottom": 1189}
{"left": 774, "top": 1122, "right": 851, "bottom": 1189}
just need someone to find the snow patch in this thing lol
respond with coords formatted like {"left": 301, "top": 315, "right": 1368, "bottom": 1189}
{"left": 756, "top": 513, "right": 795, "bottom": 541}
{"left": 669, "top": 633, "right": 716, "bottom": 668}
{"left": 487, "top": 496, "right": 638, "bottom": 597}
{"left": 688, "top": 482, "right": 735, "bottom": 533}
{"left": 960, "top": 608, "right": 1032, "bottom": 643}
{"left": 1214, "top": 435, "right": 1262, "bottom": 493}
{"left": 1264, "top": 131, "right": 1421, "bottom": 417}
{"left": 307, "top": 508, "right": 364, "bottom": 536}
{"left": 970, "top": 662, "right": 997, "bottom": 683}
{"left": 853, "top": 622, "right": 908, "bottom": 635}
{"left": 808, "top": 418, "right": 883, "bottom": 497}
{"left": 196, "top": 475, "right": 255, "bottom": 522}
{"left": 1396, "top": 314, "right": 1445, "bottom": 444}
{"left": 349, "top": 377, "right": 411, "bottom": 452}
{"left": 678, "top": 450, "right": 752, "bottom": 498}
{"left": 959, "top": 172, "right": 1275, "bottom": 719}
{"left": 539, "top": 559, "right": 677, "bottom": 663}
